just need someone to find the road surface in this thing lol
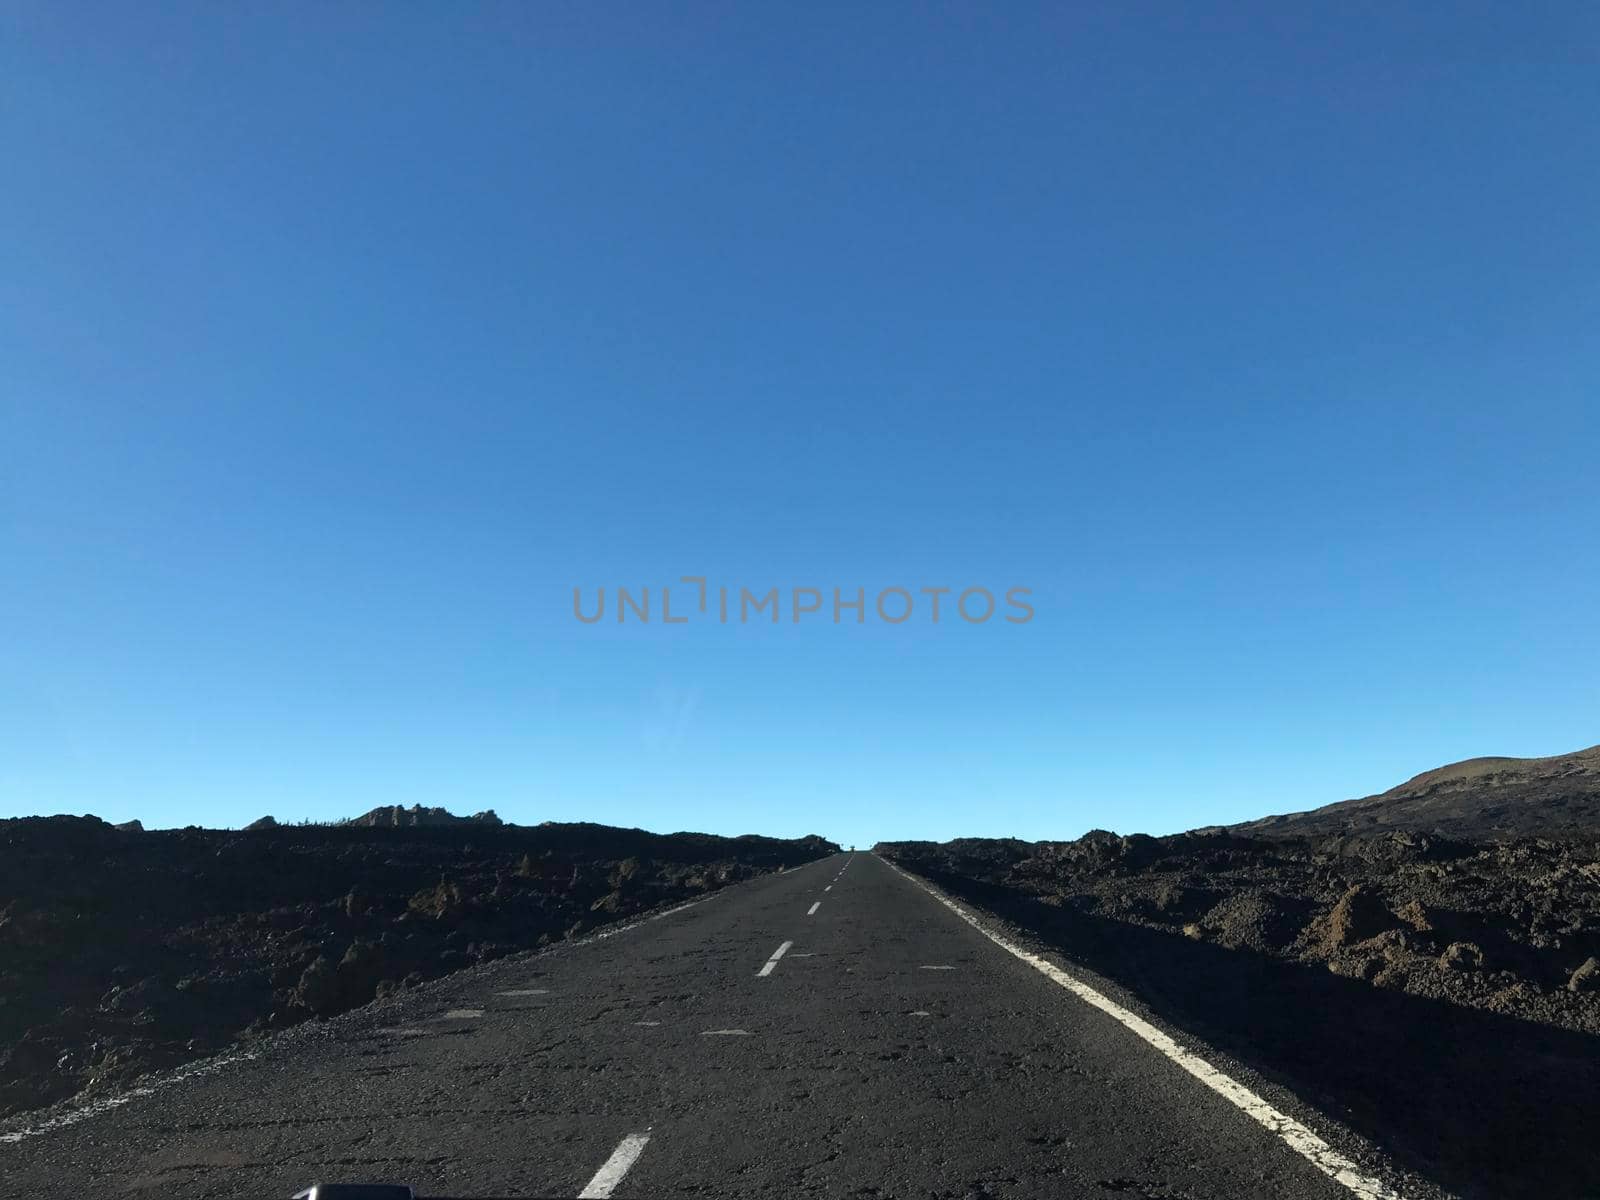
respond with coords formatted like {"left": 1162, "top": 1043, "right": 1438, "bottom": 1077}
{"left": 1, "top": 853, "right": 1435, "bottom": 1198}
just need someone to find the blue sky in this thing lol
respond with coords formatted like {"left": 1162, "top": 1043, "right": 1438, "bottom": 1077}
{"left": 4, "top": 3, "right": 1597, "bottom": 846}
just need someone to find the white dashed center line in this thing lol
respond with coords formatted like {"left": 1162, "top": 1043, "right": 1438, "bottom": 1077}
{"left": 824, "top": 884, "right": 832, "bottom": 891}
{"left": 442, "top": 1008, "right": 484, "bottom": 1018}
{"left": 701, "top": 1028, "right": 751, "bottom": 1036}
{"left": 807, "top": 901, "right": 821, "bottom": 915}
{"left": 496, "top": 989, "right": 548, "bottom": 996}
{"left": 578, "top": 1131, "right": 651, "bottom": 1199}
{"left": 919, "top": 965, "right": 955, "bottom": 971}
{"left": 756, "top": 939, "right": 794, "bottom": 977}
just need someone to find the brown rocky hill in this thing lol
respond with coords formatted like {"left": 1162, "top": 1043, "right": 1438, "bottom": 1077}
{"left": 1226, "top": 743, "right": 1600, "bottom": 839}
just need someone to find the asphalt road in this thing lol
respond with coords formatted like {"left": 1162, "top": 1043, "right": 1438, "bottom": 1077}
{"left": 1, "top": 853, "right": 1434, "bottom": 1199}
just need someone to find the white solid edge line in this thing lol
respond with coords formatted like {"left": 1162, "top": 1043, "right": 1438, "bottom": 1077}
{"left": 578, "top": 1131, "right": 651, "bottom": 1199}
{"left": 807, "top": 901, "right": 821, "bottom": 915}
{"left": 0, "top": 1047, "right": 260, "bottom": 1145}
{"left": 756, "top": 939, "right": 794, "bottom": 977}
{"left": 880, "top": 857, "right": 1410, "bottom": 1200}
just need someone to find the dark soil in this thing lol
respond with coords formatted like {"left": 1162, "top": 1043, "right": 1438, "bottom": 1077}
{"left": 876, "top": 830, "right": 1600, "bottom": 1199}
{"left": 0, "top": 815, "right": 835, "bottom": 1119}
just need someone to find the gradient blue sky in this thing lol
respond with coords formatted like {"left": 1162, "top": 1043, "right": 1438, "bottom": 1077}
{"left": 4, "top": 3, "right": 1598, "bottom": 846}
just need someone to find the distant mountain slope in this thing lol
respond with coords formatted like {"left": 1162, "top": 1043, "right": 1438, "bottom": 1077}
{"left": 1229, "top": 744, "right": 1600, "bottom": 839}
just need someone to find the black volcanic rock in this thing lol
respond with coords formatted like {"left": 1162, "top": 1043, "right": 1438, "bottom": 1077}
{"left": 343, "top": 804, "right": 502, "bottom": 828}
{"left": 876, "top": 828, "right": 1600, "bottom": 1037}
{"left": 1227, "top": 744, "right": 1600, "bottom": 839}
{"left": 0, "top": 814, "right": 836, "bottom": 1119}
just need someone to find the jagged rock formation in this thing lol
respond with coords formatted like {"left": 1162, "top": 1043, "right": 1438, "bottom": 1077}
{"left": 342, "top": 804, "right": 503, "bottom": 828}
